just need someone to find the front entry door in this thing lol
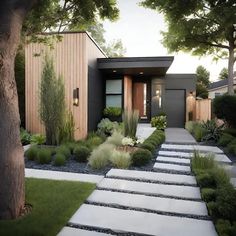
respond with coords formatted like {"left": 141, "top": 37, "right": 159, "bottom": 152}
{"left": 133, "top": 81, "right": 150, "bottom": 122}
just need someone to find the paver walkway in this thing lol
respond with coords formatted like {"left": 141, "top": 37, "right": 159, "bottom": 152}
{"left": 58, "top": 129, "right": 219, "bottom": 236}
{"left": 136, "top": 123, "right": 156, "bottom": 140}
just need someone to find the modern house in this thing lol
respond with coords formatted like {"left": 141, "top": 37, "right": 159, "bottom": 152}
{"left": 25, "top": 32, "right": 196, "bottom": 139}
{"left": 208, "top": 77, "right": 236, "bottom": 99}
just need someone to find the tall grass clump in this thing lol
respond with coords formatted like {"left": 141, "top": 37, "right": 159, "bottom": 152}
{"left": 106, "top": 131, "right": 124, "bottom": 146}
{"left": 39, "top": 55, "right": 65, "bottom": 145}
{"left": 110, "top": 150, "right": 131, "bottom": 169}
{"left": 192, "top": 151, "right": 216, "bottom": 171}
{"left": 123, "top": 109, "right": 139, "bottom": 139}
{"left": 88, "top": 143, "right": 115, "bottom": 169}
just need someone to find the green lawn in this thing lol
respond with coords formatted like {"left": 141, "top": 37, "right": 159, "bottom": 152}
{"left": 0, "top": 178, "right": 95, "bottom": 236}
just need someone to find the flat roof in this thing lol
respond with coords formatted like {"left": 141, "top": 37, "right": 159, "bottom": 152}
{"left": 97, "top": 56, "right": 174, "bottom": 76}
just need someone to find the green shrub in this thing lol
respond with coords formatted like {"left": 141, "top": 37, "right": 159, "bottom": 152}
{"left": 25, "top": 146, "right": 38, "bottom": 161}
{"left": 140, "top": 142, "right": 156, "bottom": 153}
{"left": 53, "top": 153, "right": 66, "bottom": 166}
{"left": 56, "top": 146, "right": 71, "bottom": 159}
{"left": 216, "top": 184, "right": 236, "bottom": 221}
{"left": 74, "top": 146, "right": 91, "bottom": 162}
{"left": 185, "top": 121, "right": 196, "bottom": 134}
{"left": 20, "top": 128, "right": 31, "bottom": 145}
{"left": 106, "top": 131, "right": 124, "bottom": 146}
{"left": 207, "top": 201, "right": 220, "bottom": 220}
{"left": 88, "top": 143, "right": 115, "bottom": 169}
{"left": 103, "top": 107, "right": 122, "bottom": 117}
{"left": 123, "top": 109, "right": 139, "bottom": 139}
{"left": 193, "top": 124, "right": 206, "bottom": 142}
{"left": 150, "top": 115, "right": 167, "bottom": 129}
{"left": 213, "top": 94, "right": 236, "bottom": 128}
{"left": 226, "top": 139, "right": 236, "bottom": 154}
{"left": 216, "top": 219, "right": 232, "bottom": 236}
{"left": 97, "top": 118, "right": 120, "bottom": 137}
{"left": 86, "top": 136, "right": 103, "bottom": 149}
{"left": 212, "top": 168, "right": 231, "bottom": 187}
{"left": 201, "top": 188, "right": 216, "bottom": 202}
{"left": 131, "top": 149, "right": 152, "bottom": 167}
{"left": 201, "top": 119, "right": 224, "bottom": 142}
{"left": 110, "top": 150, "right": 131, "bottom": 169}
{"left": 196, "top": 172, "right": 216, "bottom": 188}
{"left": 63, "top": 142, "right": 78, "bottom": 154}
{"left": 36, "top": 148, "right": 52, "bottom": 164}
{"left": 30, "top": 134, "right": 46, "bottom": 145}
{"left": 218, "top": 133, "right": 234, "bottom": 147}
{"left": 223, "top": 128, "right": 236, "bottom": 137}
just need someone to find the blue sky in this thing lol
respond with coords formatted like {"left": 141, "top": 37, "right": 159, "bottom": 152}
{"left": 103, "top": 0, "right": 228, "bottom": 81}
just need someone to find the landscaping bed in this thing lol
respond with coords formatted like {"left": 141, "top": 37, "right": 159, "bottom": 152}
{"left": 0, "top": 178, "right": 95, "bottom": 236}
{"left": 191, "top": 153, "right": 236, "bottom": 236}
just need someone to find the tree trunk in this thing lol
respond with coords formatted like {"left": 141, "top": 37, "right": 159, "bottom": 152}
{"left": 0, "top": 1, "right": 36, "bottom": 220}
{"left": 227, "top": 41, "right": 235, "bottom": 95}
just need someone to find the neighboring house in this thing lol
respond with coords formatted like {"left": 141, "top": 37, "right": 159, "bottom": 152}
{"left": 25, "top": 32, "right": 196, "bottom": 139}
{"left": 208, "top": 78, "right": 236, "bottom": 99}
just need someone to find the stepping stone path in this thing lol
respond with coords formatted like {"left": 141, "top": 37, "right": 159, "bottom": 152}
{"left": 58, "top": 139, "right": 227, "bottom": 235}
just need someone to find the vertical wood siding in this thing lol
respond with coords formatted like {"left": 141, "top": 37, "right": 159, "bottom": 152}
{"left": 124, "top": 75, "right": 133, "bottom": 111}
{"left": 25, "top": 33, "right": 90, "bottom": 139}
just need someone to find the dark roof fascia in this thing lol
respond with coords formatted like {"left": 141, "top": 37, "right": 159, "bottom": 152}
{"left": 165, "top": 73, "right": 197, "bottom": 79}
{"left": 40, "top": 31, "right": 107, "bottom": 57}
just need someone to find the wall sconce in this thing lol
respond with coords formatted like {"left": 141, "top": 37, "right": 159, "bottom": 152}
{"left": 155, "top": 89, "right": 162, "bottom": 108}
{"left": 156, "top": 89, "right": 160, "bottom": 96}
{"left": 73, "top": 88, "right": 79, "bottom": 106}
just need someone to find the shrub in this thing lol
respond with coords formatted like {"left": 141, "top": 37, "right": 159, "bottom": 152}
{"left": 123, "top": 109, "right": 139, "bottom": 139}
{"left": 30, "top": 134, "right": 46, "bottom": 145}
{"left": 36, "top": 148, "right": 52, "bottom": 164}
{"left": 131, "top": 149, "right": 152, "bottom": 167}
{"left": 196, "top": 172, "right": 216, "bottom": 188}
{"left": 74, "top": 146, "right": 90, "bottom": 162}
{"left": 110, "top": 150, "right": 131, "bottom": 169}
{"left": 213, "top": 94, "right": 236, "bottom": 128}
{"left": 88, "top": 143, "right": 115, "bottom": 169}
{"left": 218, "top": 133, "right": 234, "bottom": 147}
{"left": 25, "top": 146, "right": 38, "bottom": 161}
{"left": 106, "top": 131, "right": 124, "bottom": 146}
{"left": 201, "top": 119, "right": 224, "bottom": 142}
{"left": 63, "top": 142, "right": 78, "bottom": 154}
{"left": 140, "top": 142, "right": 156, "bottom": 153}
{"left": 86, "top": 136, "right": 103, "bottom": 149}
{"left": 151, "top": 115, "right": 167, "bottom": 129}
{"left": 226, "top": 139, "right": 236, "bottom": 154}
{"left": 121, "top": 137, "right": 135, "bottom": 146}
{"left": 103, "top": 107, "right": 122, "bottom": 117}
{"left": 185, "top": 121, "right": 196, "bottom": 134}
{"left": 56, "top": 146, "right": 71, "bottom": 159}
{"left": 223, "top": 128, "right": 236, "bottom": 137}
{"left": 216, "top": 219, "right": 233, "bottom": 236}
{"left": 53, "top": 153, "right": 66, "bottom": 166}
{"left": 20, "top": 128, "right": 31, "bottom": 145}
{"left": 193, "top": 124, "right": 206, "bottom": 142}
{"left": 97, "top": 118, "right": 120, "bottom": 137}
{"left": 207, "top": 201, "right": 220, "bottom": 220}
{"left": 191, "top": 152, "right": 215, "bottom": 171}
{"left": 201, "top": 188, "right": 216, "bottom": 202}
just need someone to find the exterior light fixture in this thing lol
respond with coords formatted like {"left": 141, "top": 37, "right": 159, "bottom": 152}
{"left": 156, "top": 89, "right": 160, "bottom": 96}
{"left": 73, "top": 88, "right": 79, "bottom": 106}
{"left": 113, "top": 70, "right": 117, "bottom": 73}
{"left": 140, "top": 72, "right": 144, "bottom": 75}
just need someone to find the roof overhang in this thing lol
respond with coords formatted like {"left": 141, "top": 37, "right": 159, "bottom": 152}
{"left": 97, "top": 57, "right": 174, "bottom": 76}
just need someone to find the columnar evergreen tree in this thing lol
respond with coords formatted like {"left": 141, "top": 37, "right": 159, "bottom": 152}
{"left": 0, "top": 0, "right": 118, "bottom": 220}
{"left": 196, "top": 66, "right": 210, "bottom": 99}
{"left": 141, "top": 0, "right": 236, "bottom": 94}
{"left": 219, "top": 67, "right": 228, "bottom": 80}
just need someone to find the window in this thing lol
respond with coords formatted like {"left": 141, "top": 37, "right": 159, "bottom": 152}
{"left": 106, "top": 79, "right": 122, "bottom": 108}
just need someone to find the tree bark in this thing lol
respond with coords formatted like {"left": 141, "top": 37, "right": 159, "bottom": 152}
{"left": 0, "top": 0, "right": 37, "bottom": 220}
{"left": 228, "top": 45, "right": 235, "bottom": 95}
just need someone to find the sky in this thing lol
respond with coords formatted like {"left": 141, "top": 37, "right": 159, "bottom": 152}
{"left": 103, "top": 0, "right": 229, "bottom": 82}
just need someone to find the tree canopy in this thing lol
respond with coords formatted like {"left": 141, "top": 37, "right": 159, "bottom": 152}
{"left": 219, "top": 67, "right": 228, "bottom": 80}
{"left": 141, "top": 0, "right": 236, "bottom": 94}
{"left": 196, "top": 65, "right": 210, "bottom": 98}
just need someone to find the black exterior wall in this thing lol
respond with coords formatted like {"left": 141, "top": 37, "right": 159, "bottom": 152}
{"left": 88, "top": 66, "right": 104, "bottom": 132}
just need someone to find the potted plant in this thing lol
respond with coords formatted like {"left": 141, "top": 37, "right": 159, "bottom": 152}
{"left": 103, "top": 106, "right": 122, "bottom": 122}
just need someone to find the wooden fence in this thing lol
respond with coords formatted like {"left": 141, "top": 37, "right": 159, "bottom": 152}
{"left": 195, "top": 99, "right": 212, "bottom": 122}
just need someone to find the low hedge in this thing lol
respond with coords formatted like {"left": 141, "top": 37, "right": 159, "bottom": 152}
{"left": 53, "top": 153, "right": 66, "bottom": 166}
{"left": 218, "top": 133, "right": 234, "bottom": 147}
{"left": 131, "top": 149, "right": 152, "bottom": 167}
{"left": 74, "top": 146, "right": 91, "bottom": 162}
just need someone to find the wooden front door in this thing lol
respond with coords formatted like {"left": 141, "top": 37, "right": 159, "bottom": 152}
{"left": 133, "top": 81, "right": 150, "bottom": 121}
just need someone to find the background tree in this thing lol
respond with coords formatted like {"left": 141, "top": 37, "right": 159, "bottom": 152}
{"left": 0, "top": 0, "right": 118, "bottom": 220}
{"left": 141, "top": 0, "right": 236, "bottom": 94}
{"left": 219, "top": 67, "right": 228, "bottom": 80}
{"left": 196, "top": 65, "right": 210, "bottom": 99}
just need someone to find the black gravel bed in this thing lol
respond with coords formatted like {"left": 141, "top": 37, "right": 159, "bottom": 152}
{"left": 24, "top": 150, "right": 159, "bottom": 175}
{"left": 106, "top": 176, "right": 197, "bottom": 187}
{"left": 96, "top": 188, "right": 203, "bottom": 202}
{"left": 66, "top": 223, "right": 151, "bottom": 236}
{"left": 155, "top": 160, "right": 190, "bottom": 166}
{"left": 153, "top": 168, "right": 193, "bottom": 176}
{"left": 85, "top": 201, "right": 211, "bottom": 221}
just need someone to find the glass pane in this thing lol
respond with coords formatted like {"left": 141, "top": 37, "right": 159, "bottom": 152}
{"left": 106, "top": 80, "right": 122, "bottom": 94}
{"left": 106, "top": 95, "right": 122, "bottom": 108}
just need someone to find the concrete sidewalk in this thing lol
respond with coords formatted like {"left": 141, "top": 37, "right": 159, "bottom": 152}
{"left": 165, "top": 128, "right": 197, "bottom": 144}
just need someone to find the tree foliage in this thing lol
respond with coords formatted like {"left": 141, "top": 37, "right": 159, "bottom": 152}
{"left": 141, "top": 0, "right": 236, "bottom": 94}
{"left": 196, "top": 65, "right": 210, "bottom": 98}
{"left": 219, "top": 67, "right": 228, "bottom": 80}
{"left": 39, "top": 55, "right": 65, "bottom": 145}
